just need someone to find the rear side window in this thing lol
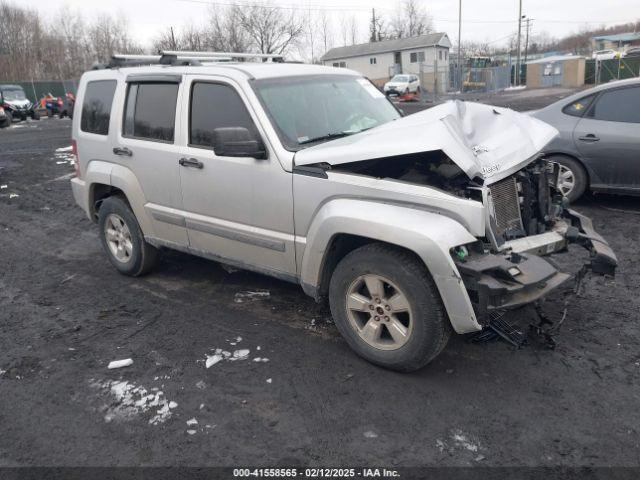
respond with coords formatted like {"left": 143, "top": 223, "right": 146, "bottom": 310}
{"left": 189, "top": 82, "right": 258, "bottom": 148}
{"left": 123, "top": 83, "right": 179, "bottom": 142}
{"left": 81, "top": 80, "right": 117, "bottom": 135}
{"left": 587, "top": 87, "right": 640, "bottom": 123}
{"left": 562, "top": 94, "right": 596, "bottom": 117}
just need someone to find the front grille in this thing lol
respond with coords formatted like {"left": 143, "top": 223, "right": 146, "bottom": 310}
{"left": 489, "top": 175, "right": 523, "bottom": 237}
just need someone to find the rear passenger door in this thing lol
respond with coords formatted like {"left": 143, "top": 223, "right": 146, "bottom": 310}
{"left": 177, "top": 75, "right": 296, "bottom": 279}
{"left": 573, "top": 85, "right": 640, "bottom": 189}
{"left": 116, "top": 75, "right": 188, "bottom": 247}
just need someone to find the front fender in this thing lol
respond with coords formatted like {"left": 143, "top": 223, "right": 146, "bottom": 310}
{"left": 300, "top": 199, "right": 481, "bottom": 333}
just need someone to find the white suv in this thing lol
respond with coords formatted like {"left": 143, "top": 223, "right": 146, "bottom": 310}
{"left": 70, "top": 52, "right": 616, "bottom": 371}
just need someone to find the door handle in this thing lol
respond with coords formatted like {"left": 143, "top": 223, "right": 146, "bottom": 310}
{"left": 113, "top": 147, "right": 133, "bottom": 156}
{"left": 179, "top": 157, "right": 204, "bottom": 169}
{"left": 578, "top": 134, "right": 600, "bottom": 142}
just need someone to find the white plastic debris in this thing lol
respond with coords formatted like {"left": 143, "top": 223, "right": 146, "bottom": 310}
{"left": 266, "top": 378, "right": 272, "bottom": 384}
{"left": 234, "top": 290, "right": 270, "bottom": 303}
{"left": 199, "top": 403, "right": 205, "bottom": 410}
{"left": 195, "top": 380, "right": 206, "bottom": 389}
{"left": 253, "top": 357, "right": 269, "bottom": 363}
{"left": 168, "top": 401, "right": 178, "bottom": 409}
{"left": 0, "top": 185, "right": 7, "bottom": 189}
{"left": 107, "top": 358, "right": 133, "bottom": 369}
{"left": 363, "top": 431, "right": 378, "bottom": 438}
{"left": 205, "top": 354, "right": 223, "bottom": 368}
{"left": 186, "top": 418, "right": 198, "bottom": 426}
{"left": 9, "top": 193, "right": 19, "bottom": 199}
{"left": 186, "top": 429, "right": 197, "bottom": 435}
{"left": 233, "top": 349, "right": 250, "bottom": 359}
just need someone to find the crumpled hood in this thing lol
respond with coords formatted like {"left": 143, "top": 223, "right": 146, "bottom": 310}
{"left": 294, "top": 100, "right": 558, "bottom": 185}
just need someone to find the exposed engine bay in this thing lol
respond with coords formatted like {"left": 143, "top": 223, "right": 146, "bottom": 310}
{"left": 331, "top": 151, "right": 565, "bottom": 248}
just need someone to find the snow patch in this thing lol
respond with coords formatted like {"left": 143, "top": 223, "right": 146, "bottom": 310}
{"left": 234, "top": 290, "right": 270, "bottom": 303}
{"left": 91, "top": 379, "right": 177, "bottom": 425}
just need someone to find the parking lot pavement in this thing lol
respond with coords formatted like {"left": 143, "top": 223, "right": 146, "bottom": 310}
{"left": 397, "top": 86, "right": 582, "bottom": 115}
{"left": 1, "top": 116, "right": 640, "bottom": 467}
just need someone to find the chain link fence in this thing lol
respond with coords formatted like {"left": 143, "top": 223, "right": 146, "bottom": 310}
{"left": 3, "top": 80, "right": 78, "bottom": 104}
{"left": 449, "top": 65, "right": 511, "bottom": 93}
{"left": 585, "top": 58, "right": 640, "bottom": 85}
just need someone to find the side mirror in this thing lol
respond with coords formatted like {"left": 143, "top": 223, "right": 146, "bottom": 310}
{"left": 212, "top": 127, "right": 267, "bottom": 159}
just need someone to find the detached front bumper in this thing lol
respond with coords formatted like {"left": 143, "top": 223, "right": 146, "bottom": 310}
{"left": 455, "top": 209, "right": 616, "bottom": 322}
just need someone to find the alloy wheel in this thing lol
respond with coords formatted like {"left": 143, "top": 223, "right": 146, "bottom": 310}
{"left": 557, "top": 164, "right": 575, "bottom": 197}
{"left": 104, "top": 213, "right": 133, "bottom": 263}
{"left": 345, "top": 274, "right": 414, "bottom": 351}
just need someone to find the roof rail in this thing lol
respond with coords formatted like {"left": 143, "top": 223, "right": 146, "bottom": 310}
{"left": 161, "top": 50, "right": 285, "bottom": 63}
{"left": 91, "top": 51, "right": 285, "bottom": 70}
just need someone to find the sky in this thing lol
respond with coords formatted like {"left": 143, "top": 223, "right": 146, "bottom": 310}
{"left": 17, "top": 0, "right": 640, "bottom": 50}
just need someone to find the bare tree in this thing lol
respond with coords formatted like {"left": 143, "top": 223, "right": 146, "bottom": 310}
{"left": 236, "top": 4, "right": 304, "bottom": 55}
{"left": 318, "top": 10, "right": 333, "bottom": 57}
{"left": 389, "top": 0, "right": 433, "bottom": 39}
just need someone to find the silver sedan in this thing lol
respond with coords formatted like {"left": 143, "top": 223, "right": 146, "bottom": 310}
{"left": 532, "top": 78, "right": 640, "bottom": 201}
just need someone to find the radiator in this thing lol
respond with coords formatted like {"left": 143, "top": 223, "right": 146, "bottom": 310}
{"left": 489, "top": 175, "right": 524, "bottom": 237}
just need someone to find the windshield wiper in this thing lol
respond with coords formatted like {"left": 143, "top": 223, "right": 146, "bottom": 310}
{"left": 298, "top": 131, "right": 353, "bottom": 145}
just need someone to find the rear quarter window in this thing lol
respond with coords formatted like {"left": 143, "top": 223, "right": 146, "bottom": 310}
{"left": 562, "top": 94, "right": 596, "bottom": 117}
{"left": 80, "top": 80, "right": 117, "bottom": 135}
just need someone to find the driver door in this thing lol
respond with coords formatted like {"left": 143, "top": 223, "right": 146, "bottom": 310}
{"left": 177, "top": 75, "right": 296, "bottom": 278}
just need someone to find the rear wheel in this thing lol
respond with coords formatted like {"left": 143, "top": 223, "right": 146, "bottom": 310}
{"left": 329, "top": 243, "right": 450, "bottom": 372}
{"left": 98, "top": 196, "right": 158, "bottom": 276}
{"left": 550, "top": 155, "right": 587, "bottom": 202}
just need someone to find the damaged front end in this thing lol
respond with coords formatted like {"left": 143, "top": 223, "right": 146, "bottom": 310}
{"left": 453, "top": 157, "right": 617, "bottom": 326}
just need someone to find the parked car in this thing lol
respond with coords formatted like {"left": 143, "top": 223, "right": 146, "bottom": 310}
{"left": 0, "top": 106, "right": 9, "bottom": 128}
{"left": 383, "top": 74, "right": 420, "bottom": 95}
{"left": 622, "top": 47, "right": 640, "bottom": 58}
{"left": 0, "top": 84, "right": 40, "bottom": 122}
{"left": 70, "top": 55, "right": 616, "bottom": 371}
{"left": 532, "top": 78, "right": 640, "bottom": 201}
{"left": 592, "top": 49, "right": 620, "bottom": 60}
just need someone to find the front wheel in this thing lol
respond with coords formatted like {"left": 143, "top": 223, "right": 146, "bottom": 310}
{"left": 329, "top": 243, "right": 451, "bottom": 372}
{"left": 98, "top": 196, "right": 158, "bottom": 276}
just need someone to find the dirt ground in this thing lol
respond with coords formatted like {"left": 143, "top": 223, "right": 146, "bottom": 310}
{"left": 1, "top": 92, "right": 639, "bottom": 470}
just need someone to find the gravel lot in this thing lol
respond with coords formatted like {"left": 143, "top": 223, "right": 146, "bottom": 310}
{"left": 1, "top": 92, "right": 639, "bottom": 470}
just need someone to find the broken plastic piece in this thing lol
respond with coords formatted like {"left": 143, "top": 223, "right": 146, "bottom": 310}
{"left": 107, "top": 358, "right": 133, "bottom": 369}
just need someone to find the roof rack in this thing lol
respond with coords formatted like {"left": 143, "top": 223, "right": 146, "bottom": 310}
{"left": 160, "top": 50, "right": 285, "bottom": 63}
{"left": 92, "top": 51, "right": 285, "bottom": 69}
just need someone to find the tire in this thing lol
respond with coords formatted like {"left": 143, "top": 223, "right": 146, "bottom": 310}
{"left": 550, "top": 155, "right": 587, "bottom": 202}
{"left": 98, "top": 196, "right": 158, "bottom": 276}
{"left": 31, "top": 110, "right": 40, "bottom": 120}
{"left": 329, "top": 243, "right": 451, "bottom": 372}
{"left": 5, "top": 111, "right": 13, "bottom": 124}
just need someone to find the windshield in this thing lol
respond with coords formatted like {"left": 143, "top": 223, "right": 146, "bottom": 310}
{"left": 391, "top": 75, "right": 409, "bottom": 82}
{"left": 252, "top": 74, "right": 400, "bottom": 151}
{"left": 1, "top": 88, "right": 27, "bottom": 101}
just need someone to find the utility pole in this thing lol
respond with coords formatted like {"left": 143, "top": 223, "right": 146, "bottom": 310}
{"left": 524, "top": 17, "right": 531, "bottom": 64}
{"left": 516, "top": 0, "right": 522, "bottom": 85}
{"left": 457, "top": 0, "right": 462, "bottom": 92}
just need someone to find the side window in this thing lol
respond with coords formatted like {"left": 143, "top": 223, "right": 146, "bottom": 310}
{"left": 189, "top": 82, "right": 259, "bottom": 149}
{"left": 123, "top": 82, "right": 179, "bottom": 142}
{"left": 562, "top": 94, "right": 596, "bottom": 118}
{"left": 588, "top": 87, "right": 640, "bottom": 123}
{"left": 410, "top": 52, "right": 417, "bottom": 63}
{"left": 80, "top": 80, "right": 117, "bottom": 135}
